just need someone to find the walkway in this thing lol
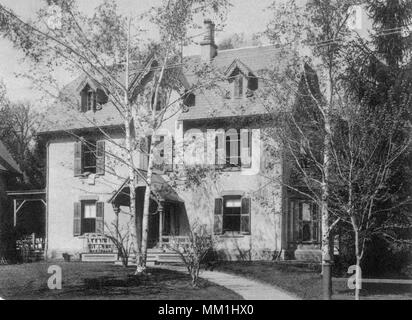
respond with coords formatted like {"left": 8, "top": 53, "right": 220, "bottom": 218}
{"left": 155, "top": 265, "right": 299, "bottom": 300}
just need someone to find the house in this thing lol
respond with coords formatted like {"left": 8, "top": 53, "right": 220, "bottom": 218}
{"left": 0, "top": 140, "right": 22, "bottom": 259}
{"left": 38, "top": 19, "right": 322, "bottom": 262}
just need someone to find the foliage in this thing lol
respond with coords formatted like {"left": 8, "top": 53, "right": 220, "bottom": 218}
{"left": 0, "top": 0, "right": 230, "bottom": 274}
{"left": 218, "top": 32, "right": 261, "bottom": 50}
{"left": 168, "top": 224, "right": 215, "bottom": 287}
{"left": 105, "top": 220, "right": 133, "bottom": 268}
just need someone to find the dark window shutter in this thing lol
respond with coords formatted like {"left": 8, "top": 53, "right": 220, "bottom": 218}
{"left": 164, "top": 135, "right": 173, "bottom": 172}
{"left": 96, "top": 88, "right": 108, "bottom": 105}
{"left": 73, "top": 202, "right": 81, "bottom": 236}
{"left": 74, "top": 141, "right": 83, "bottom": 176}
{"left": 241, "top": 129, "right": 252, "bottom": 168}
{"left": 96, "top": 202, "right": 104, "bottom": 234}
{"left": 241, "top": 197, "right": 251, "bottom": 234}
{"left": 96, "top": 140, "right": 105, "bottom": 175}
{"left": 80, "top": 92, "right": 87, "bottom": 112}
{"left": 214, "top": 198, "right": 223, "bottom": 235}
{"left": 298, "top": 202, "right": 303, "bottom": 241}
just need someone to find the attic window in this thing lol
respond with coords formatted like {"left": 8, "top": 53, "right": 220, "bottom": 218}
{"left": 80, "top": 84, "right": 108, "bottom": 113}
{"left": 151, "top": 93, "right": 163, "bottom": 112}
{"left": 80, "top": 85, "right": 97, "bottom": 112}
{"left": 234, "top": 75, "right": 243, "bottom": 99}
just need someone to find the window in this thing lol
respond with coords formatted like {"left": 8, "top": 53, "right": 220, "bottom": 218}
{"left": 82, "top": 202, "right": 97, "bottom": 234}
{"left": 153, "top": 135, "right": 173, "bottom": 172}
{"left": 234, "top": 75, "right": 243, "bottom": 98}
{"left": 226, "top": 129, "right": 240, "bottom": 166}
{"left": 83, "top": 141, "right": 97, "bottom": 174}
{"left": 223, "top": 197, "right": 242, "bottom": 232}
{"left": 214, "top": 196, "right": 251, "bottom": 235}
{"left": 215, "top": 129, "right": 252, "bottom": 169}
{"left": 74, "top": 140, "right": 105, "bottom": 176}
{"left": 80, "top": 85, "right": 97, "bottom": 112}
{"left": 294, "top": 201, "right": 319, "bottom": 243}
{"left": 87, "top": 90, "right": 96, "bottom": 111}
{"left": 151, "top": 93, "right": 163, "bottom": 112}
{"left": 73, "top": 201, "right": 105, "bottom": 236}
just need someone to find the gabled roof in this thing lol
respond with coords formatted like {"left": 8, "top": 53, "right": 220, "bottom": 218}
{"left": 180, "top": 44, "right": 284, "bottom": 121}
{"left": 40, "top": 44, "right": 287, "bottom": 132}
{"left": 39, "top": 55, "right": 189, "bottom": 135}
{"left": 224, "top": 58, "right": 255, "bottom": 78}
{"left": 0, "top": 141, "right": 21, "bottom": 175}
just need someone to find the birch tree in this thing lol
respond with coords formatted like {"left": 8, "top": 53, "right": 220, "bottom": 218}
{"left": 0, "top": 0, "right": 229, "bottom": 274}
{"left": 262, "top": 0, "right": 360, "bottom": 299}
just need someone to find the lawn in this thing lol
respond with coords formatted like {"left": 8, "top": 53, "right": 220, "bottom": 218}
{"left": 0, "top": 262, "right": 242, "bottom": 300}
{"left": 215, "top": 261, "right": 412, "bottom": 300}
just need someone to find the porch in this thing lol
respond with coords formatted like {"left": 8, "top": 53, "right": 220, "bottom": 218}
{"left": 80, "top": 174, "right": 190, "bottom": 263}
{"left": 6, "top": 189, "right": 46, "bottom": 262}
{"left": 108, "top": 175, "right": 189, "bottom": 250}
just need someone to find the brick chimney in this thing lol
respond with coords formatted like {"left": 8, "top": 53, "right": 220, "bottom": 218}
{"left": 200, "top": 19, "right": 217, "bottom": 62}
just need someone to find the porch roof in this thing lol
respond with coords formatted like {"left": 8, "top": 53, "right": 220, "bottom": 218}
{"left": 108, "top": 172, "right": 183, "bottom": 206}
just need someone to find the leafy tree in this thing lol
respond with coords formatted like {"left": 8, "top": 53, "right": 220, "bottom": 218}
{"left": 0, "top": 0, "right": 229, "bottom": 274}
{"left": 0, "top": 101, "right": 45, "bottom": 189}
{"left": 218, "top": 32, "right": 261, "bottom": 50}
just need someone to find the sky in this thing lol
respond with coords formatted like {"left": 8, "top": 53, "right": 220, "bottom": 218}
{"left": 0, "top": 0, "right": 274, "bottom": 104}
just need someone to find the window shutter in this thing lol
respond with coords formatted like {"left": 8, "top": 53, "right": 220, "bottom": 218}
{"left": 96, "top": 88, "right": 108, "bottom": 105}
{"left": 95, "top": 140, "right": 105, "bottom": 175}
{"left": 214, "top": 198, "right": 223, "bottom": 235}
{"left": 164, "top": 135, "right": 173, "bottom": 172}
{"left": 227, "top": 129, "right": 239, "bottom": 166}
{"left": 80, "top": 93, "right": 87, "bottom": 112}
{"left": 215, "top": 130, "right": 225, "bottom": 167}
{"left": 312, "top": 203, "right": 319, "bottom": 242}
{"left": 73, "top": 202, "right": 81, "bottom": 236}
{"left": 74, "top": 141, "right": 83, "bottom": 176}
{"left": 241, "top": 129, "right": 252, "bottom": 168}
{"left": 298, "top": 202, "right": 303, "bottom": 241}
{"left": 241, "top": 197, "right": 251, "bottom": 234}
{"left": 96, "top": 202, "right": 104, "bottom": 234}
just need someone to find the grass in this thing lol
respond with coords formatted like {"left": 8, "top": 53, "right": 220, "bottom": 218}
{"left": 0, "top": 262, "right": 242, "bottom": 300}
{"left": 215, "top": 261, "right": 412, "bottom": 300}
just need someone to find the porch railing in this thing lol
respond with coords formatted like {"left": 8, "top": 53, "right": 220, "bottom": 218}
{"left": 85, "top": 234, "right": 116, "bottom": 254}
{"left": 160, "top": 236, "right": 190, "bottom": 250}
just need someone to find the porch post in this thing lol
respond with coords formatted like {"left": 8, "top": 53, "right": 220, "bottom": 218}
{"left": 13, "top": 199, "right": 17, "bottom": 227}
{"left": 112, "top": 203, "right": 121, "bottom": 242}
{"left": 158, "top": 202, "right": 164, "bottom": 248}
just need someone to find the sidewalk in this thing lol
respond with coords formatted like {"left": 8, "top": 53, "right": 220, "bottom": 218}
{"left": 155, "top": 265, "right": 299, "bottom": 300}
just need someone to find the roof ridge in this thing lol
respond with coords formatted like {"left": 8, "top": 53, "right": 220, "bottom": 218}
{"left": 218, "top": 43, "right": 277, "bottom": 53}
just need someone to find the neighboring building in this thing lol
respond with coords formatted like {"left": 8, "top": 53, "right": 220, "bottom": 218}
{"left": 39, "top": 20, "right": 322, "bottom": 262}
{"left": 0, "top": 141, "right": 22, "bottom": 258}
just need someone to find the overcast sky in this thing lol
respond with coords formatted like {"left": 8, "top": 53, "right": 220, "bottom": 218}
{"left": 0, "top": 0, "right": 274, "bottom": 104}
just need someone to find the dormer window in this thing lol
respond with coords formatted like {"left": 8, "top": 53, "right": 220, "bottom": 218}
{"left": 225, "top": 60, "right": 258, "bottom": 99}
{"left": 81, "top": 84, "right": 97, "bottom": 112}
{"left": 87, "top": 90, "right": 96, "bottom": 111}
{"left": 234, "top": 75, "right": 243, "bottom": 99}
{"left": 78, "top": 81, "right": 108, "bottom": 113}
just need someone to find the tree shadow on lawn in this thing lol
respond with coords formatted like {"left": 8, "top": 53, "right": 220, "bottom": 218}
{"left": 5, "top": 265, "right": 237, "bottom": 300}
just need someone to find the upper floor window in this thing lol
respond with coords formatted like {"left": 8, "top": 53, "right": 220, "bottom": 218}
{"left": 74, "top": 139, "right": 105, "bottom": 176}
{"left": 152, "top": 135, "right": 173, "bottom": 172}
{"left": 215, "top": 129, "right": 252, "bottom": 169}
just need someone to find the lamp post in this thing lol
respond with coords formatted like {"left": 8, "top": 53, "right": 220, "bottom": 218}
{"left": 322, "top": 251, "right": 332, "bottom": 300}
